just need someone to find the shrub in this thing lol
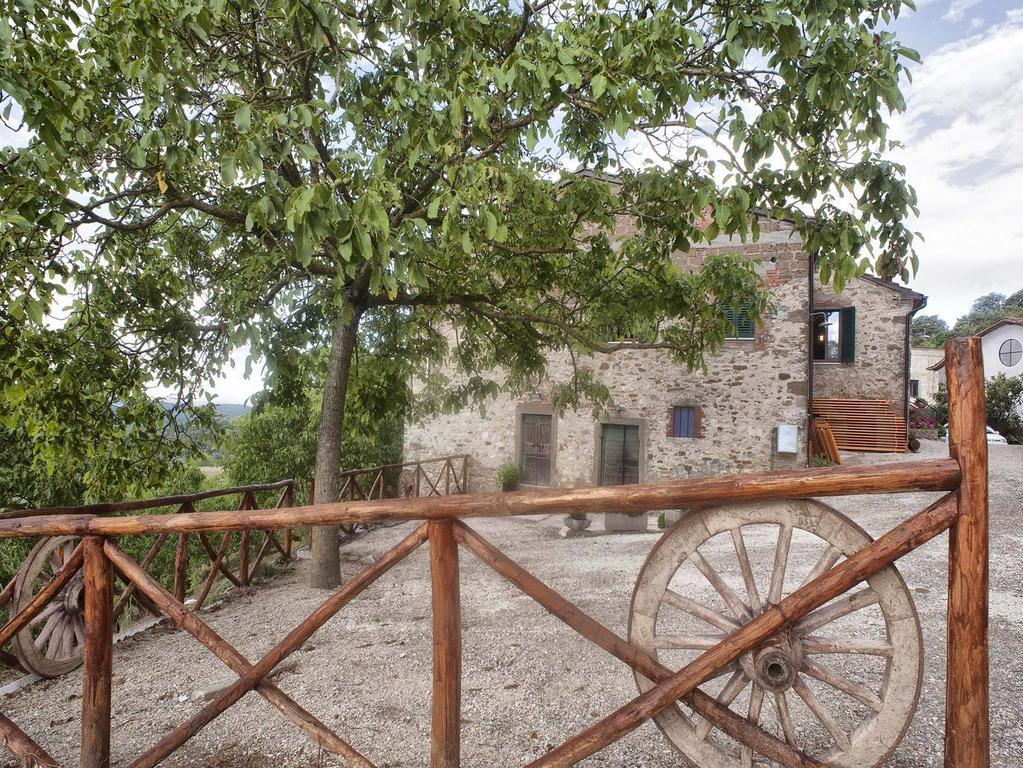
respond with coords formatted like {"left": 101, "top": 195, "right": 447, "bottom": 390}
{"left": 986, "top": 374, "right": 1023, "bottom": 444}
{"left": 932, "top": 375, "right": 1022, "bottom": 444}
{"left": 497, "top": 464, "right": 519, "bottom": 490}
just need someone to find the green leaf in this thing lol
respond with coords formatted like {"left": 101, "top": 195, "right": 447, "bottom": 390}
{"left": 235, "top": 103, "right": 251, "bottom": 132}
{"left": 591, "top": 73, "right": 607, "bottom": 99}
{"left": 221, "top": 153, "right": 236, "bottom": 185}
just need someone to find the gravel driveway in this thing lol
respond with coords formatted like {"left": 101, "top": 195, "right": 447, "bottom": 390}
{"left": 2, "top": 440, "right": 1020, "bottom": 768}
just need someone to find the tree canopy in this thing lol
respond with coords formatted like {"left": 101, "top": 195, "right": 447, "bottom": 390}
{"left": 3, "top": 0, "right": 921, "bottom": 584}
{"left": 910, "top": 313, "right": 949, "bottom": 348}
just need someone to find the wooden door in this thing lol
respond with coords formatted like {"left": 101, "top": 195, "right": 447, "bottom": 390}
{"left": 600, "top": 424, "right": 640, "bottom": 485}
{"left": 519, "top": 414, "right": 552, "bottom": 486}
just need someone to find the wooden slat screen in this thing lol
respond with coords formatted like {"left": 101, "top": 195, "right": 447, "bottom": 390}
{"left": 812, "top": 398, "right": 907, "bottom": 453}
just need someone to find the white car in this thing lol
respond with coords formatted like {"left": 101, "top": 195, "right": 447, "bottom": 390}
{"left": 986, "top": 426, "right": 1009, "bottom": 444}
{"left": 942, "top": 426, "right": 1009, "bottom": 444}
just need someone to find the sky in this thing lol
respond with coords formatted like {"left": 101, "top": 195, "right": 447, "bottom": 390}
{"left": 888, "top": 1, "right": 1023, "bottom": 323}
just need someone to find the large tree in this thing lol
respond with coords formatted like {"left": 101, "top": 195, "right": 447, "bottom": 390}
{"left": 2, "top": 0, "right": 919, "bottom": 586}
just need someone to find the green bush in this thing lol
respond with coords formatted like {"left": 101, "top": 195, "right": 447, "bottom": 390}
{"left": 932, "top": 375, "right": 1022, "bottom": 444}
{"left": 497, "top": 463, "right": 519, "bottom": 490}
{"left": 986, "top": 374, "right": 1023, "bottom": 444}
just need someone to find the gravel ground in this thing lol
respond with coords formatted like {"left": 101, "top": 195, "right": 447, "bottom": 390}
{"left": 2, "top": 440, "right": 1020, "bottom": 768}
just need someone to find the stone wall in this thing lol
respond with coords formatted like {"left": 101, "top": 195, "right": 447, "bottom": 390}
{"left": 812, "top": 277, "right": 919, "bottom": 411}
{"left": 404, "top": 228, "right": 811, "bottom": 493}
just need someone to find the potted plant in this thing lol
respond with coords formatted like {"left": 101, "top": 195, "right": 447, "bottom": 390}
{"left": 563, "top": 511, "right": 592, "bottom": 532}
{"left": 497, "top": 463, "right": 519, "bottom": 491}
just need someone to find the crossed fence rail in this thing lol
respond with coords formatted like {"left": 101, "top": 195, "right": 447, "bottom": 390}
{"left": 0, "top": 339, "right": 990, "bottom": 768}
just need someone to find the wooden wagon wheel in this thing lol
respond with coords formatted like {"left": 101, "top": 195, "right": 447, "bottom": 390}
{"left": 629, "top": 499, "right": 923, "bottom": 768}
{"left": 12, "top": 536, "right": 87, "bottom": 678}
{"left": 398, "top": 468, "right": 417, "bottom": 498}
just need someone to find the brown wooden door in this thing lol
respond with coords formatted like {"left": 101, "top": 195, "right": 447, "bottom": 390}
{"left": 519, "top": 414, "right": 552, "bottom": 486}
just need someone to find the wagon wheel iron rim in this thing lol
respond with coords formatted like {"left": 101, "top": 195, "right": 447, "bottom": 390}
{"left": 629, "top": 499, "right": 923, "bottom": 768}
{"left": 12, "top": 536, "right": 88, "bottom": 678}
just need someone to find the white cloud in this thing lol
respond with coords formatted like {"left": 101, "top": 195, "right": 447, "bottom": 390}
{"left": 943, "top": 0, "right": 982, "bottom": 22}
{"left": 891, "top": 10, "right": 1023, "bottom": 323}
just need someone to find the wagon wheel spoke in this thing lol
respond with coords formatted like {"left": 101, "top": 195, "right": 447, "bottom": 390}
{"left": 57, "top": 619, "right": 74, "bottom": 659}
{"left": 773, "top": 691, "right": 797, "bottom": 748}
{"left": 72, "top": 617, "right": 85, "bottom": 647}
{"left": 768, "top": 525, "right": 792, "bottom": 605}
{"left": 802, "top": 657, "right": 883, "bottom": 712}
{"left": 662, "top": 589, "right": 740, "bottom": 633}
{"left": 28, "top": 601, "right": 60, "bottom": 626}
{"left": 45, "top": 616, "right": 68, "bottom": 659}
{"left": 730, "top": 527, "right": 762, "bottom": 615}
{"left": 695, "top": 671, "right": 748, "bottom": 740}
{"left": 792, "top": 675, "right": 852, "bottom": 751}
{"left": 689, "top": 551, "right": 752, "bottom": 622}
{"left": 740, "top": 683, "right": 765, "bottom": 768}
{"left": 34, "top": 611, "right": 63, "bottom": 649}
{"left": 653, "top": 634, "right": 726, "bottom": 650}
{"left": 802, "top": 636, "right": 894, "bottom": 657}
{"left": 794, "top": 587, "right": 879, "bottom": 635}
{"left": 799, "top": 545, "right": 843, "bottom": 589}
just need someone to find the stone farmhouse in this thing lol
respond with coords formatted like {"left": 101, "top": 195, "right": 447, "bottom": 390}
{"left": 404, "top": 199, "right": 926, "bottom": 494}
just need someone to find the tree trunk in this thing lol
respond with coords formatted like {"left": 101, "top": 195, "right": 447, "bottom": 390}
{"left": 310, "top": 308, "right": 361, "bottom": 589}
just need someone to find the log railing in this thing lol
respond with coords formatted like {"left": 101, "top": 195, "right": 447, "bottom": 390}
{"left": 0, "top": 480, "right": 297, "bottom": 677}
{"left": 0, "top": 339, "right": 990, "bottom": 768}
{"left": 336, "top": 454, "right": 469, "bottom": 502}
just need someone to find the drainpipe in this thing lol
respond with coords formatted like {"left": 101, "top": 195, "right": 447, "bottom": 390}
{"left": 806, "top": 253, "right": 816, "bottom": 466}
{"left": 905, "top": 293, "right": 928, "bottom": 447}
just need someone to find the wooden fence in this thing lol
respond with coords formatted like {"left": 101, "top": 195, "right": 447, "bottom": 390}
{"left": 0, "top": 338, "right": 990, "bottom": 768}
{"left": 0, "top": 480, "right": 296, "bottom": 679}
{"left": 336, "top": 454, "right": 469, "bottom": 502}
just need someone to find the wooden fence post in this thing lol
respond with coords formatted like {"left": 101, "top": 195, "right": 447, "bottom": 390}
{"left": 944, "top": 337, "right": 990, "bottom": 768}
{"left": 81, "top": 536, "right": 113, "bottom": 768}
{"left": 174, "top": 532, "right": 189, "bottom": 604}
{"left": 283, "top": 484, "right": 294, "bottom": 559}
{"left": 429, "top": 520, "right": 461, "bottom": 768}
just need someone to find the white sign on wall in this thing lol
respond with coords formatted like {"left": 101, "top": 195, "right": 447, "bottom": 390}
{"left": 776, "top": 424, "right": 799, "bottom": 454}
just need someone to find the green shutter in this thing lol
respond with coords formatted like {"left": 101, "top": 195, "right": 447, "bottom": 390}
{"left": 840, "top": 306, "right": 856, "bottom": 363}
{"left": 723, "top": 303, "right": 755, "bottom": 339}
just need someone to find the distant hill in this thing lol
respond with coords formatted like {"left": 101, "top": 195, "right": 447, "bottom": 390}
{"left": 158, "top": 399, "right": 251, "bottom": 420}
{"left": 214, "top": 403, "right": 251, "bottom": 420}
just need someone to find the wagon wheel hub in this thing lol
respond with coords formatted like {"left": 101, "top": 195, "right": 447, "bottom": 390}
{"left": 740, "top": 630, "right": 803, "bottom": 693}
{"left": 61, "top": 576, "right": 86, "bottom": 616}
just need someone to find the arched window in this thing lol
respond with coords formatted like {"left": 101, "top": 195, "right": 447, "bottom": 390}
{"left": 999, "top": 338, "right": 1022, "bottom": 367}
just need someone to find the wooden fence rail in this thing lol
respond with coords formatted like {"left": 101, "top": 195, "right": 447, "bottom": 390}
{"left": 0, "top": 339, "right": 990, "bottom": 768}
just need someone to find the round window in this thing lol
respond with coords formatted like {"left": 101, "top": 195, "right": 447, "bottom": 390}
{"left": 1000, "top": 338, "right": 1022, "bottom": 367}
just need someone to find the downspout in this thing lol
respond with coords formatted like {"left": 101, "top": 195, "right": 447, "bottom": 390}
{"left": 806, "top": 252, "right": 816, "bottom": 466}
{"left": 904, "top": 293, "right": 928, "bottom": 447}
